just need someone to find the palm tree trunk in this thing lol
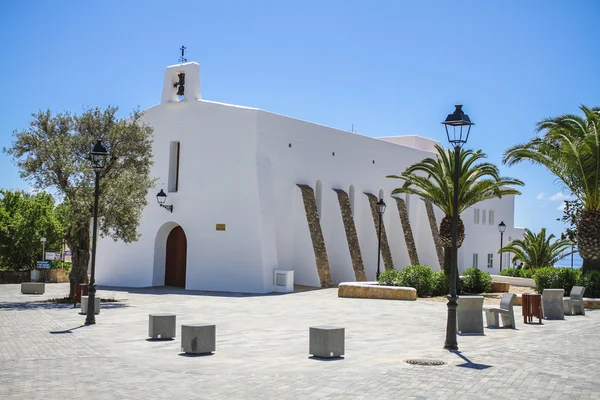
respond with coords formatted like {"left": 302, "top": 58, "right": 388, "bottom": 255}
{"left": 440, "top": 215, "right": 464, "bottom": 292}
{"left": 578, "top": 210, "right": 600, "bottom": 273}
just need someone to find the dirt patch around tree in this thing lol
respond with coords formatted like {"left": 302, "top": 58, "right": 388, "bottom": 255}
{"left": 419, "top": 285, "right": 534, "bottom": 306}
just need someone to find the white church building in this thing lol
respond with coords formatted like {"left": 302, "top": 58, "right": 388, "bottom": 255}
{"left": 96, "top": 61, "right": 523, "bottom": 293}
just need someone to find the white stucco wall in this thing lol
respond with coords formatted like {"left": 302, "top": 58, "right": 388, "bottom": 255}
{"left": 96, "top": 61, "right": 522, "bottom": 293}
{"left": 459, "top": 194, "right": 524, "bottom": 274}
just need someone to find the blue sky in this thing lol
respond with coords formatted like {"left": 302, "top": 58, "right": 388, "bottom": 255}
{"left": 1, "top": 0, "right": 599, "bottom": 241}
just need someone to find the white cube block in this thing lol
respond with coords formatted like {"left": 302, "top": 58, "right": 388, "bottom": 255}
{"left": 309, "top": 326, "right": 345, "bottom": 358}
{"left": 21, "top": 282, "right": 45, "bottom": 294}
{"left": 81, "top": 296, "right": 101, "bottom": 315}
{"left": 149, "top": 314, "right": 176, "bottom": 339}
{"left": 181, "top": 324, "right": 216, "bottom": 354}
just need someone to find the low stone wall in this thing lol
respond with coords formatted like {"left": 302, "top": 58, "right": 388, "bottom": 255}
{"left": 512, "top": 294, "right": 600, "bottom": 309}
{"left": 490, "top": 282, "right": 510, "bottom": 293}
{"left": 0, "top": 269, "right": 69, "bottom": 284}
{"left": 45, "top": 269, "right": 69, "bottom": 283}
{"left": 491, "top": 275, "right": 535, "bottom": 288}
{"left": 0, "top": 271, "right": 31, "bottom": 284}
{"left": 338, "top": 282, "right": 417, "bottom": 301}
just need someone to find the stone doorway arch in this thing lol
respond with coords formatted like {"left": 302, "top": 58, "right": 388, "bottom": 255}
{"left": 165, "top": 226, "right": 187, "bottom": 287}
{"left": 153, "top": 222, "right": 187, "bottom": 288}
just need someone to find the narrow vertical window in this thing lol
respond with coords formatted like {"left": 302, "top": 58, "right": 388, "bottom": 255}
{"left": 482, "top": 209, "right": 487, "bottom": 225}
{"left": 474, "top": 209, "right": 480, "bottom": 224}
{"left": 168, "top": 141, "right": 180, "bottom": 192}
{"left": 472, "top": 253, "right": 478, "bottom": 269}
{"left": 487, "top": 254, "right": 494, "bottom": 268}
{"left": 349, "top": 185, "right": 355, "bottom": 217}
{"left": 489, "top": 210, "right": 494, "bottom": 225}
{"left": 316, "top": 180, "right": 323, "bottom": 219}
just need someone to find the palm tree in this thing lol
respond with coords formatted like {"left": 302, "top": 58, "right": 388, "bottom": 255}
{"left": 503, "top": 106, "right": 600, "bottom": 272}
{"left": 499, "top": 228, "right": 572, "bottom": 269}
{"left": 388, "top": 144, "right": 524, "bottom": 275}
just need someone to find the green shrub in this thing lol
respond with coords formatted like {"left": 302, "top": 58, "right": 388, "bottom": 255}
{"left": 499, "top": 269, "right": 521, "bottom": 277}
{"left": 533, "top": 267, "right": 581, "bottom": 295}
{"left": 519, "top": 269, "right": 534, "bottom": 278}
{"left": 398, "top": 265, "right": 434, "bottom": 297}
{"left": 579, "top": 270, "right": 600, "bottom": 298}
{"left": 432, "top": 271, "right": 450, "bottom": 296}
{"left": 377, "top": 269, "right": 402, "bottom": 286}
{"left": 498, "top": 268, "right": 533, "bottom": 278}
{"left": 460, "top": 268, "right": 492, "bottom": 294}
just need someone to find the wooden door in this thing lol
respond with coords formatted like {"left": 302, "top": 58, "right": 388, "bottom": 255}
{"left": 165, "top": 226, "right": 187, "bottom": 287}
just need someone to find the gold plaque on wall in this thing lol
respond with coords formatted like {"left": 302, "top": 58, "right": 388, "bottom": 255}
{"left": 216, "top": 224, "right": 226, "bottom": 231}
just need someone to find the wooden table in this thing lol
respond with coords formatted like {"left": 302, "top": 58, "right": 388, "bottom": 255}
{"left": 522, "top": 293, "right": 542, "bottom": 324}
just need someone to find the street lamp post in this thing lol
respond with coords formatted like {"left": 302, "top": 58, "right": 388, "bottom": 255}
{"left": 85, "top": 140, "right": 109, "bottom": 325}
{"left": 442, "top": 104, "right": 474, "bottom": 351}
{"left": 41, "top": 237, "right": 46, "bottom": 261}
{"left": 498, "top": 221, "right": 506, "bottom": 272}
{"left": 375, "top": 198, "right": 387, "bottom": 280}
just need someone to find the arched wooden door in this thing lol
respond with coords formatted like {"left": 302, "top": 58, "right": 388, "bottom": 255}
{"left": 165, "top": 226, "right": 187, "bottom": 287}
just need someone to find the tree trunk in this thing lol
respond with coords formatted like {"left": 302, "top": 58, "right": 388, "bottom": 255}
{"left": 438, "top": 215, "right": 465, "bottom": 248}
{"left": 443, "top": 247, "right": 452, "bottom": 276}
{"left": 443, "top": 247, "right": 461, "bottom": 293}
{"left": 578, "top": 209, "right": 600, "bottom": 273}
{"left": 67, "top": 226, "right": 90, "bottom": 299}
{"left": 440, "top": 215, "right": 464, "bottom": 293}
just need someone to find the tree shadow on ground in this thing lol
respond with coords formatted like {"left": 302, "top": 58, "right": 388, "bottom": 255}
{"left": 451, "top": 350, "right": 493, "bottom": 370}
{"left": 50, "top": 325, "right": 87, "bottom": 334}
{"left": 99, "top": 284, "right": 324, "bottom": 298}
{"left": 0, "top": 300, "right": 128, "bottom": 312}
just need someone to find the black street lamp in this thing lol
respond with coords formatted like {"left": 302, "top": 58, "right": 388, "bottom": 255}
{"left": 85, "top": 140, "right": 108, "bottom": 325}
{"left": 375, "top": 198, "right": 386, "bottom": 280}
{"left": 498, "top": 221, "right": 506, "bottom": 272}
{"left": 442, "top": 104, "right": 474, "bottom": 351}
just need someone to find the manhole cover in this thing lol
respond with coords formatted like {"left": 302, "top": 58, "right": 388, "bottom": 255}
{"left": 405, "top": 359, "right": 446, "bottom": 366}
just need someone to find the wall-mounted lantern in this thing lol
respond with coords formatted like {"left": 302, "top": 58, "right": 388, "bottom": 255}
{"left": 156, "top": 189, "right": 174, "bottom": 213}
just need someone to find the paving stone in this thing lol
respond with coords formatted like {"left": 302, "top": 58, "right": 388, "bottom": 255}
{"left": 0, "top": 283, "right": 599, "bottom": 399}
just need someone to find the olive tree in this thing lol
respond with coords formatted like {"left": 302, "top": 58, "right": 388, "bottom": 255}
{"left": 4, "top": 107, "right": 155, "bottom": 297}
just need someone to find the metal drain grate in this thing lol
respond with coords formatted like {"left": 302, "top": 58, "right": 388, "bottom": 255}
{"left": 405, "top": 359, "right": 446, "bottom": 366}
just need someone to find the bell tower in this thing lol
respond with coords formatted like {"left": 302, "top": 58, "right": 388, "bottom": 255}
{"left": 161, "top": 61, "right": 201, "bottom": 104}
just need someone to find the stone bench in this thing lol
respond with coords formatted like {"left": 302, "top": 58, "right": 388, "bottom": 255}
{"left": 483, "top": 293, "right": 516, "bottom": 329}
{"left": 21, "top": 282, "right": 45, "bottom": 294}
{"left": 149, "top": 314, "right": 176, "bottom": 340}
{"left": 309, "top": 326, "right": 344, "bottom": 358}
{"left": 542, "top": 289, "right": 564, "bottom": 320}
{"left": 338, "top": 282, "right": 417, "bottom": 300}
{"left": 563, "top": 286, "right": 586, "bottom": 316}
{"left": 181, "top": 324, "right": 215, "bottom": 355}
{"left": 457, "top": 296, "right": 484, "bottom": 334}
{"left": 81, "top": 296, "right": 101, "bottom": 315}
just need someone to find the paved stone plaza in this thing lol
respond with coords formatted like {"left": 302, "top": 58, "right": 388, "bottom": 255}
{"left": 1, "top": 283, "right": 599, "bottom": 399}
